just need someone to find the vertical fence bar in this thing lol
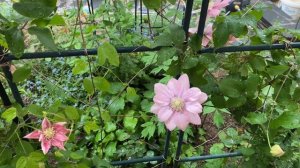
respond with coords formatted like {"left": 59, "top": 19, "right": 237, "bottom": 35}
{"left": 140, "top": 0, "right": 143, "bottom": 34}
{"left": 0, "top": 81, "right": 11, "bottom": 106}
{"left": 135, "top": 0, "right": 138, "bottom": 30}
{"left": 197, "top": 0, "right": 210, "bottom": 37}
{"left": 173, "top": 130, "right": 184, "bottom": 168}
{"left": 161, "top": 130, "right": 171, "bottom": 168}
{"left": 182, "top": 0, "right": 194, "bottom": 36}
{"left": 1, "top": 65, "right": 24, "bottom": 107}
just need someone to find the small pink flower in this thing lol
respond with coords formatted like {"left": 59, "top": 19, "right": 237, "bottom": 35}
{"left": 151, "top": 74, "right": 208, "bottom": 131}
{"left": 207, "top": 0, "right": 231, "bottom": 18}
{"left": 24, "top": 118, "right": 70, "bottom": 154}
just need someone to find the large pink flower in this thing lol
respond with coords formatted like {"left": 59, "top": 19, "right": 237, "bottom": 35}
{"left": 151, "top": 74, "right": 208, "bottom": 131}
{"left": 207, "top": 0, "right": 231, "bottom": 18}
{"left": 24, "top": 118, "right": 70, "bottom": 154}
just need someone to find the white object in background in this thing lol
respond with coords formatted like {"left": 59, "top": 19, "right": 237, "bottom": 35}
{"left": 281, "top": 0, "right": 300, "bottom": 20}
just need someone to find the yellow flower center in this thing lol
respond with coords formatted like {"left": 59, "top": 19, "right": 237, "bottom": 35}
{"left": 170, "top": 97, "right": 184, "bottom": 112}
{"left": 43, "top": 127, "right": 55, "bottom": 139}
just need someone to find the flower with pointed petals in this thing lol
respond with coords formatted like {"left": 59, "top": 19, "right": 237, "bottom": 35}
{"left": 207, "top": 0, "right": 231, "bottom": 18}
{"left": 151, "top": 74, "right": 208, "bottom": 131}
{"left": 24, "top": 118, "right": 70, "bottom": 154}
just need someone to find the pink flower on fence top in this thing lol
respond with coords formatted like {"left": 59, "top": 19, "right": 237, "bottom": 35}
{"left": 24, "top": 118, "right": 70, "bottom": 154}
{"left": 207, "top": 0, "right": 231, "bottom": 18}
{"left": 151, "top": 74, "right": 208, "bottom": 131}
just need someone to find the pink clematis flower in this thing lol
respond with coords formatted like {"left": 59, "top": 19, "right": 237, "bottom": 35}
{"left": 202, "top": 24, "right": 213, "bottom": 46}
{"left": 207, "top": 0, "right": 231, "bottom": 18}
{"left": 24, "top": 118, "right": 70, "bottom": 154}
{"left": 151, "top": 74, "right": 208, "bottom": 131}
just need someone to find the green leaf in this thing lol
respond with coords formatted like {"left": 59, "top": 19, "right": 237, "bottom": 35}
{"left": 293, "top": 87, "right": 300, "bottom": 101}
{"left": 116, "top": 130, "right": 130, "bottom": 141}
{"left": 105, "top": 142, "right": 116, "bottom": 157}
{"left": 105, "top": 122, "right": 116, "bottom": 133}
{"left": 124, "top": 111, "right": 138, "bottom": 132}
{"left": 13, "top": 67, "right": 31, "bottom": 83}
{"left": 126, "top": 87, "right": 139, "bottom": 103}
{"left": 213, "top": 17, "right": 229, "bottom": 48}
{"left": 245, "top": 75, "right": 261, "bottom": 98}
{"left": 141, "top": 122, "right": 156, "bottom": 140}
{"left": 97, "top": 42, "right": 119, "bottom": 66}
{"left": 1, "top": 107, "right": 17, "bottom": 123}
{"left": 213, "top": 111, "right": 224, "bottom": 128}
{"left": 49, "top": 15, "right": 66, "bottom": 26}
{"left": 70, "top": 151, "right": 85, "bottom": 160}
{"left": 143, "top": 0, "right": 161, "bottom": 9}
{"left": 16, "top": 156, "right": 27, "bottom": 168}
{"left": 72, "top": 59, "right": 89, "bottom": 75}
{"left": 244, "top": 112, "right": 267, "bottom": 125}
{"left": 168, "top": 0, "right": 176, "bottom": 4}
{"left": 239, "top": 147, "right": 255, "bottom": 156}
{"left": 270, "top": 111, "right": 300, "bottom": 129}
{"left": 249, "top": 56, "right": 266, "bottom": 71}
{"left": 13, "top": 0, "right": 57, "bottom": 18}
{"left": 219, "top": 78, "right": 243, "bottom": 98}
{"left": 28, "top": 27, "right": 57, "bottom": 50}
{"left": 169, "top": 24, "right": 185, "bottom": 46}
{"left": 108, "top": 97, "right": 125, "bottom": 114}
{"left": 84, "top": 121, "right": 100, "bottom": 134}
{"left": 83, "top": 78, "right": 94, "bottom": 95}
{"left": 266, "top": 65, "right": 289, "bottom": 76}
{"left": 28, "top": 151, "right": 45, "bottom": 161}
{"left": 26, "top": 104, "right": 43, "bottom": 116}
{"left": 94, "top": 77, "right": 110, "bottom": 92}
{"left": 64, "top": 106, "right": 79, "bottom": 120}
{"left": 4, "top": 26, "right": 25, "bottom": 57}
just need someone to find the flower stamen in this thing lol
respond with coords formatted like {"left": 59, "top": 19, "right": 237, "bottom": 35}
{"left": 43, "top": 127, "right": 55, "bottom": 139}
{"left": 170, "top": 97, "right": 184, "bottom": 112}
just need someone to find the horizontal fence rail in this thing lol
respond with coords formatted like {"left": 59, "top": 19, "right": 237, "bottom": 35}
{"left": 1, "top": 42, "right": 300, "bottom": 64}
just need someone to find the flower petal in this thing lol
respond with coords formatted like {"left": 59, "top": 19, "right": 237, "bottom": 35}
{"left": 153, "top": 94, "right": 170, "bottom": 106}
{"left": 53, "top": 124, "right": 70, "bottom": 134}
{"left": 24, "top": 130, "right": 41, "bottom": 139}
{"left": 154, "top": 83, "right": 173, "bottom": 98}
{"left": 178, "top": 74, "right": 190, "bottom": 91}
{"left": 185, "top": 102, "right": 202, "bottom": 113}
{"left": 54, "top": 133, "right": 68, "bottom": 142}
{"left": 42, "top": 118, "right": 51, "bottom": 131}
{"left": 199, "top": 92, "right": 208, "bottom": 104}
{"left": 165, "top": 119, "right": 176, "bottom": 131}
{"left": 41, "top": 139, "right": 51, "bottom": 154}
{"left": 151, "top": 104, "right": 161, "bottom": 114}
{"left": 52, "top": 139, "right": 65, "bottom": 150}
{"left": 187, "top": 112, "right": 201, "bottom": 125}
{"left": 167, "top": 78, "right": 184, "bottom": 97}
{"left": 183, "top": 88, "right": 202, "bottom": 102}
{"left": 173, "top": 113, "right": 189, "bottom": 131}
{"left": 157, "top": 107, "right": 174, "bottom": 122}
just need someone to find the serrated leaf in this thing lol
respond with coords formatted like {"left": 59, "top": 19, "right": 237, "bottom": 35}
{"left": 213, "top": 17, "right": 229, "bottom": 48}
{"left": 84, "top": 121, "right": 99, "bottom": 134}
{"left": 94, "top": 77, "right": 110, "bottom": 92}
{"left": 126, "top": 87, "right": 139, "bottom": 103}
{"left": 249, "top": 56, "right": 266, "bottom": 71}
{"left": 13, "top": 67, "right": 31, "bottom": 83}
{"left": 213, "top": 111, "right": 224, "bottom": 128}
{"left": 83, "top": 78, "right": 94, "bottom": 95}
{"left": 105, "top": 142, "right": 117, "bottom": 157}
{"left": 28, "top": 27, "right": 57, "bottom": 50}
{"left": 124, "top": 111, "right": 138, "bottom": 132}
{"left": 219, "top": 78, "right": 243, "bottom": 98}
{"left": 1, "top": 107, "right": 17, "bottom": 123}
{"left": 72, "top": 59, "right": 89, "bottom": 75}
{"left": 116, "top": 130, "right": 130, "bottom": 141}
{"left": 108, "top": 97, "right": 125, "bottom": 113}
{"left": 97, "top": 42, "right": 119, "bottom": 66}
{"left": 64, "top": 106, "right": 79, "bottom": 120}
{"left": 13, "top": 0, "right": 57, "bottom": 18}
{"left": 244, "top": 112, "right": 267, "bottom": 125}
{"left": 266, "top": 65, "right": 289, "bottom": 76}
{"left": 49, "top": 15, "right": 66, "bottom": 26}
{"left": 141, "top": 122, "right": 156, "bottom": 140}
{"left": 270, "top": 111, "right": 300, "bottom": 129}
{"left": 70, "top": 151, "right": 85, "bottom": 160}
{"left": 105, "top": 122, "right": 116, "bottom": 132}
{"left": 4, "top": 26, "right": 24, "bottom": 57}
